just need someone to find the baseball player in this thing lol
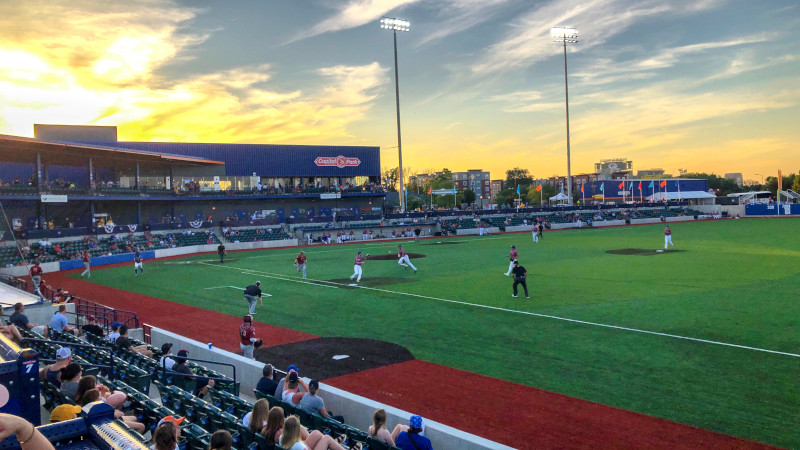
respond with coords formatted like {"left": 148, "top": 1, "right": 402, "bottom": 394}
{"left": 504, "top": 245, "right": 519, "bottom": 276}
{"left": 664, "top": 226, "right": 674, "bottom": 250}
{"left": 217, "top": 243, "right": 226, "bottom": 263}
{"left": 349, "top": 251, "right": 367, "bottom": 283}
{"left": 243, "top": 281, "right": 262, "bottom": 315}
{"left": 538, "top": 222, "right": 544, "bottom": 241}
{"left": 239, "top": 315, "right": 262, "bottom": 360}
{"left": 397, "top": 245, "right": 417, "bottom": 273}
{"left": 29, "top": 261, "right": 43, "bottom": 298}
{"left": 133, "top": 251, "right": 144, "bottom": 275}
{"left": 80, "top": 250, "right": 91, "bottom": 278}
{"left": 532, "top": 222, "right": 539, "bottom": 243}
{"left": 294, "top": 251, "right": 307, "bottom": 279}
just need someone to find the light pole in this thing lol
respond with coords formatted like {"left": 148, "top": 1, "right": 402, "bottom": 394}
{"left": 381, "top": 17, "right": 410, "bottom": 212}
{"left": 552, "top": 26, "right": 578, "bottom": 205}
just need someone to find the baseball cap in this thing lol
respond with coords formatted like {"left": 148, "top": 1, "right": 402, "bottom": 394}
{"left": 87, "top": 315, "right": 95, "bottom": 321}
{"left": 50, "top": 404, "right": 81, "bottom": 422}
{"left": 513, "top": 260, "right": 519, "bottom": 264}
{"left": 409, "top": 415, "right": 424, "bottom": 430}
{"left": 255, "top": 281, "right": 261, "bottom": 286}
{"left": 288, "top": 372, "right": 299, "bottom": 382}
{"left": 157, "top": 416, "right": 186, "bottom": 427}
{"left": 111, "top": 321, "right": 122, "bottom": 328}
{"left": 511, "top": 245, "right": 515, "bottom": 248}
{"left": 161, "top": 343, "right": 173, "bottom": 354}
{"left": 287, "top": 364, "right": 299, "bottom": 373}
{"left": 243, "top": 314, "right": 252, "bottom": 323}
{"left": 357, "top": 251, "right": 362, "bottom": 254}
{"left": 56, "top": 347, "right": 71, "bottom": 360}
{"left": 177, "top": 349, "right": 189, "bottom": 358}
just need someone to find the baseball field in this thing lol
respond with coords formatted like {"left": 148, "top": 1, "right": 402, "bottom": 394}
{"left": 65, "top": 218, "right": 800, "bottom": 448}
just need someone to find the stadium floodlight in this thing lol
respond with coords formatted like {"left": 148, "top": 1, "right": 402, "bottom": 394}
{"left": 381, "top": 17, "right": 410, "bottom": 212}
{"left": 551, "top": 26, "right": 578, "bottom": 205}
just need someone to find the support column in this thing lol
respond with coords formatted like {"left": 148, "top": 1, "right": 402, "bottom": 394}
{"left": 36, "top": 153, "right": 42, "bottom": 191}
{"left": 137, "top": 201, "right": 142, "bottom": 226}
{"left": 136, "top": 163, "right": 140, "bottom": 189}
{"left": 88, "top": 158, "right": 93, "bottom": 186}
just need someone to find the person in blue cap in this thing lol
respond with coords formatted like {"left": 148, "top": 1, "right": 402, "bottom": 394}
{"left": 395, "top": 415, "right": 432, "bottom": 450}
{"left": 504, "top": 245, "right": 519, "bottom": 276}
{"left": 274, "top": 364, "right": 304, "bottom": 397}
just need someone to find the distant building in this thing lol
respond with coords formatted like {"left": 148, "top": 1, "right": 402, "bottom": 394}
{"left": 408, "top": 173, "right": 436, "bottom": 186}
{"left": 451, "top": 170, "right": 490, "bottom": 198}
{"left": 489, "top": 180, "right": 504, "bottom": 199}
{"left": 724, "top": 173, "right": 743, "bottom": 186}
{"left": 595, "top": 159, "right": 633, "bottom": 179}
{"left": 637, "top": 168, "right": 667, "bottom": 178}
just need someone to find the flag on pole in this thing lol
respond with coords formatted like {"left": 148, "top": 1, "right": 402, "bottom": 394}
{"left": 516, "top": 185, "right": 520, "bottom": 195}
{"left": 452, "top": 186, "right": 456, "bottom": 194}
{"left": 629, "top": 182, "right": 634, "bottom": 190}
{"left": 536, "top": 185, "right": 542, "bottom": 192}
{"left": 660, "top": 180, "right": 667, "bottom": 187}
{"left": 618, "top": 181, "right": 624, "bottom": 189}
{"left": 599, "top": 184, "right": 604, "bottom": 191}
{"left": 648, "top": 181, "right": 654, "bottom": 188}
{"left": 579, "top": 184, "right": 583, "bottom": 193}
{"left": 428, "top": 187, "right": 432, "bottom": 195}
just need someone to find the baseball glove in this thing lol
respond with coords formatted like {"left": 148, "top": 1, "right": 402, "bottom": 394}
{"left": 254, "top": 339, "right": 263, "bottom": 348}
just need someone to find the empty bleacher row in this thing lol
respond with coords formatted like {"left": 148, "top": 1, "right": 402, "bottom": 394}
{"left": 222, "top": 227, "right": 290, "bottom": 243}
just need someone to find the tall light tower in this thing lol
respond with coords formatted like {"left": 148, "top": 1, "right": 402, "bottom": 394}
{"left": 381, "top": 17, "right": 410, "bottom": 212}
{"left": 551, "top": 26, "right": 578, "bottom": 205}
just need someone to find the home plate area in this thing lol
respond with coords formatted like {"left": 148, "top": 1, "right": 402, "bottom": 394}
{"left": 253, "top": 337, "right": 414, "bottom": 379}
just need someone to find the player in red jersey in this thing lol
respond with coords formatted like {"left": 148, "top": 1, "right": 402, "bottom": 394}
{"left": 29, "top": 261, "right": 43, "bottom": 298}
{"left": 294, "top": 251, "right": 307, "bottom": 279}
{"left": 397, "top": 245, "right": 417, "bottom": 273}
{"left": 664, "top": 226, "right": 674, "bottom": 250}
{"left": 80, "top": 251, "right": 91, "bottom": 278}
{"left": 349, "top": 251, "right": 367, "bottom": 283}
{"left": 504, "top": 245, "right": 518, "bottom": 276}
{"left": 239, "top": 315, "right": 261, "bottom": 360}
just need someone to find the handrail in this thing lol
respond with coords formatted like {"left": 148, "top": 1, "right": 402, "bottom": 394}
{"left": 159, "top": 356, "right": 237, "bottom": 387}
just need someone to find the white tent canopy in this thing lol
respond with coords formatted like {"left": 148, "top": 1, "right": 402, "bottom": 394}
{"left": 646, "top": 191, "right": 716, "bottom": 204}
{"left": 549, "top": 192, "right": 569, "bottom": 201}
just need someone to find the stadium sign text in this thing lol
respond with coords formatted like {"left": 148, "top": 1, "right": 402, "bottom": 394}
{"left": 314, "top": 156, "right": 361, "bottom": 168}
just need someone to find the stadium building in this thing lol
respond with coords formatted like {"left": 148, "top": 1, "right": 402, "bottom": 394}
{"left": 0, "top": 125, "right": 385, "bottom": 231}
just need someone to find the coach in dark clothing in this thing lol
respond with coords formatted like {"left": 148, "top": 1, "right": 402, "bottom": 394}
{"left": 217, "top": 244, "right": 225, "bottom": 263}
{"left": 243, "top": 281, "right": 262, "bottom": 315}
{"left": 256, "top": 364, "right": 278, "bottom": 395}
{"left": 511, "top": 261, "right": 529, "bottom": 298}
{"left": 173, "top": 349, "right": 215, "bottom": 398}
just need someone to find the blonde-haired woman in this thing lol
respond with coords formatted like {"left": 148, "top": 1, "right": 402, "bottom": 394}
{"left": 368, "top": 408, "right": 408, "bottom": 446}
{"left": 243, "top": 398, "right": 268, "bottom": 434}
{"left": 280, "top": 415, "right": 359, "bottom": 450}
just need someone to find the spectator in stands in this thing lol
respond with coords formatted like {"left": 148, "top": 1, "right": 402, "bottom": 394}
{"left": 52, "top": 288, "right": 73, "bottom": 304}
{"left": 274, "top": 364, "right": 305, "bottom": 397}
{"left": 10, "top": 302, "right": 47, "bottom": 337}
{"left": 280, "top": 415, "right": 354, "bottom": 450}
{"left": 299, "top": 380, "right": 344, "bottom": 423}
{"left": 256, "top": 363, "right": 278, "bottom": 395}
{"left": 209, "top": 430, "right": 233, "bottom": 450}
{"left": 78, "top": 389, "right": 144, "bottom": 433}
{"left": 395, "top": 415, "right": 432, "bottom": 450}
{"left": 59, "top": 362, "right": 82, "bottom": 400}
{"left": 49, "top": 304, "right": 77, "bottom": 336}
{"left": 0, "top": 412, "right": 55, "bottom": 449}
{"left": 50, "top": 404, "right": 81, "bottom": 423}
{"left": 115, "top": 324, "right": 154, "bottom": 358}
{"left": 40, "top": 347, "right": 71, "bottom": 387}
{"left": 173, "top": 349, "right": 215, "bottom": 398}
{"left": 81, "top": 315, "right": 104, "bottom": 337}
{"left": 153, "top": 420, "right": 178, "bottom": 450}
{"left": 242, "top": 398, "right": 269, "bottom": 433}
{"left": 74, "top": 375, "right": 127, "bottom": 409}
{"left": 159, "top": 343, "right": 176, "bottom": 370}
{"left": 108, "top": 322, "right": 125, "bottom": 342}
{"left": 368, "top": 409, "right": 407, "bottom": 447}
{"left": 281, "top": 370, "right": 308, "bottom": 406}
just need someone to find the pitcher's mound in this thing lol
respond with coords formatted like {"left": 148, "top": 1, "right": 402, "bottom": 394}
{"left": 607, "top": 248, "right": 686, "bottom": 256}
{"left": 367, "top": 253, "right": 426, "bottom": 260}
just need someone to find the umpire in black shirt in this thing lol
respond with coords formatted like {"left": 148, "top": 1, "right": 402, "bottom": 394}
{"left": 244, "top": 281, "right": 262, "bottom": 315}
{"left": 511, "top": 261, "right": 530, "bottom": 299}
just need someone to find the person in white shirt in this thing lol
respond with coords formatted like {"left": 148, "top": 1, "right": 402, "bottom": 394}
{"left": 159, "top": 343, "right": 176, "bottom": 370}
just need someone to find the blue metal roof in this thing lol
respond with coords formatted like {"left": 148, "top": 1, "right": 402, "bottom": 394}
{"left": 69, "top": 141, "right": 381, "bottom": 177}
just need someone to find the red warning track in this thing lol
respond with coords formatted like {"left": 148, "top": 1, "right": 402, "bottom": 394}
{"left": 45, "top": 272, "right": 779, "bottom": 449}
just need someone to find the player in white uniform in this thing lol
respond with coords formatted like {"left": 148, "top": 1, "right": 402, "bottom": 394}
{"left": 397, "top": 245, "right": 417, "bottom": 273}
{"left": 133, "top": 251, "right": 144, "bottom": 275}
{"left": 532, "top": 223, "right": 539, "bottom": 243}
{"left": 350, "top": 251, "right": 366, "bottom": 282}
{"left": 504, "top": 245, "right": 519, "bottom": 276}
{"left": 664, "top": 226, "right": 674, "bottom": 250}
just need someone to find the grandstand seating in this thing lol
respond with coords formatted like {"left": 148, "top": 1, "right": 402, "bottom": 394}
{"left": 224, "top": 227, "right": 289, "bottom": 243}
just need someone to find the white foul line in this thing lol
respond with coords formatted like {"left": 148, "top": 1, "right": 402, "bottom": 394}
{"left": 198, "top": 264, "right": 799, "bottom": 359}
{"left": 197, "top": 262, "right": 338, "bottom": 289}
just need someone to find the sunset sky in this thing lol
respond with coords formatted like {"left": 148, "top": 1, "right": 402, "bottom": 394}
{"left": 0, "top": 0, "right": 797, "bottom": 183}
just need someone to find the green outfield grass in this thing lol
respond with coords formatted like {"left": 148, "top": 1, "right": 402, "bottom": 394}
{"left": 76, "top": 218, "right": 800, "bottom": 448}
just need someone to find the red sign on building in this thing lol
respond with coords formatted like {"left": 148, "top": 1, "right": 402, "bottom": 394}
{"left": 314, "top": 156, "right": 361, "bottom": 168}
